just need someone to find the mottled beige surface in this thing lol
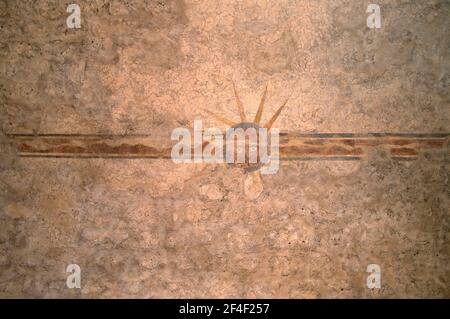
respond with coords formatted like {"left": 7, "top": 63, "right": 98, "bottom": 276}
{"left": 0, "top": 0, "right": 449, "bottom": 298}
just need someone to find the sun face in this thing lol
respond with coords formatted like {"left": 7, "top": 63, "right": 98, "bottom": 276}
{"left": 204, "top": 82, "right": 289, "bottom": 172}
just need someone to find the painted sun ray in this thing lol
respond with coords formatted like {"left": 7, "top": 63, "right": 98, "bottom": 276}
{"left": 264, "top": 98, "right": 289, "bottom": 129}
{"left": 232, "top": 81, "right": 247, "bottom": 122}
{"left": 254, "top": 84, "right": 268, "bottom": 124}
{"left": 202, "top": 108, "right": 236, "bottom": 126}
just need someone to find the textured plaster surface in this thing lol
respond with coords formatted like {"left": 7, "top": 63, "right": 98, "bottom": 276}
{"left": 0, "top": 0, "right": 449, "bottom": 297}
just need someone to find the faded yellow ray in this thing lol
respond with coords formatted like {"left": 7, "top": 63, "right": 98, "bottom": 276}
{"left": 202, "top": 108, "right": 236, "bottom": 126}
{"left": 232, "top": 81, "right": 247, "bottom": 122}
{"left": 254, "top": 84, "right": 268, "bottom": 124}
{"left": 264, "top": 98, "right": 289, "bottom": 129}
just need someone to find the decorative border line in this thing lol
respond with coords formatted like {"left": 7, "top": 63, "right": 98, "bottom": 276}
{"left": 8, "top": 132, "right": 449, "bottom": 161}
{"left": 8, "top": 132, "right": 450, "bottom": 138}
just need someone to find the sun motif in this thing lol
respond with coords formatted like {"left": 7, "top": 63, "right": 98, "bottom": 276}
{"left": 203, "top": 82, "right": 289, "bottom": 199}
{"left": 204, "top": 81, "right": 289, "bottom": 131}
{"left": 204, "top": 82, "right": 289, "bottom": 170}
